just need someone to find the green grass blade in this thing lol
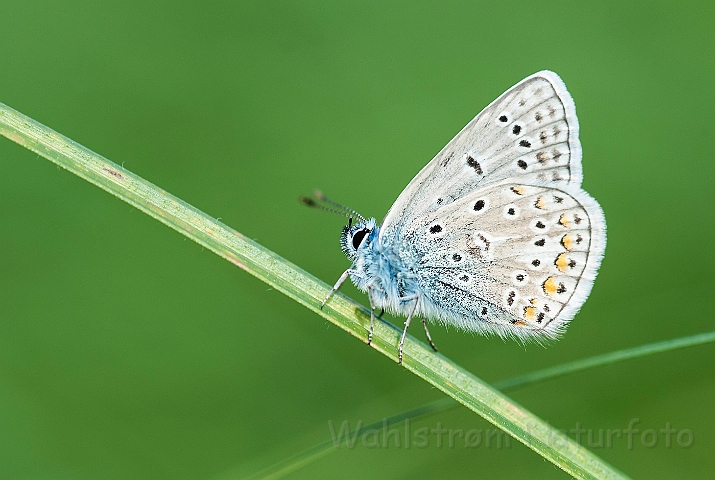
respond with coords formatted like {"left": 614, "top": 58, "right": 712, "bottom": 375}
{"left": 0, "top": 101, "right": 627, "bottom": 480}
{"left": 495, "top": 330, "right": 715, "bottom": 390}
{"left": 245, "top": 330, "right": 715, "bottom": 479}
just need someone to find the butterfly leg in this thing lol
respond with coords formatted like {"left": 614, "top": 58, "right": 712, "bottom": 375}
{"left": 367, "top": 288, "right": 376, "bottom": 346}
{"left": 398, "top": 299, "right": 419, "bottom": 365}
{"left": 421, "top": 317, "right": 438, "bottom": 352}
{"left": 321, "top": 268, "right": 357, "bottom": 309}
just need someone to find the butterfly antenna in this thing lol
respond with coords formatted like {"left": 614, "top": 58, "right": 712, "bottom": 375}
{"left": 312, "top": 190, "right": 366, "bottom": 223}
{"left": 300, "top": 195, "right": 357, "bottom": 223}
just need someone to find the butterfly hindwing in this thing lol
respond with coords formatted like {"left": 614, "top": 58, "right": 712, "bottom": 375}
{"left": 403, "top": 182, "right": 605, "bottom": 339}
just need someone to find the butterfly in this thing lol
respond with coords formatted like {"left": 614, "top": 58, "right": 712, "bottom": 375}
{"left": 305, "top": 71, "right": 606, "bottom": 364}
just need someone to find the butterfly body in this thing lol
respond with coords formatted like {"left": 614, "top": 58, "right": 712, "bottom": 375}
{"left": 319, "top": 71, "right": 606, "bottom": 362}
{"left": 342, "top": 219, "right": 422, "bottom": 318}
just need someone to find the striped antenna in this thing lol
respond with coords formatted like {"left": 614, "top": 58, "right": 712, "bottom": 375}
{"left": 312, "top": 191, "right": 366, "bottom": 223}
{"left": 300, "top": 191, "right": 365, "bottom": 224}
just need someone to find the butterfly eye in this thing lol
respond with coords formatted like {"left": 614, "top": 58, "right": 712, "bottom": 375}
{"left": 352, "top": 228, "right": 369, "bottom": 249}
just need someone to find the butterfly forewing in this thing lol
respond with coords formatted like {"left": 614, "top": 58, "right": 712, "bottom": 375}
{"left": 380, "top": 71, "right": 582, "bottom": 243}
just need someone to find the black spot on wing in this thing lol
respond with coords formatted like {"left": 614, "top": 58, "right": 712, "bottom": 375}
{"left": 466, "top": 155, "right": 483, "bottom": 174}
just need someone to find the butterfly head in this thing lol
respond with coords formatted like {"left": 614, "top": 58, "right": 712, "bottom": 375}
{"left": 300, "top": 191, "right": 377, "bottom": 262}
{"left": 340, "top": 217, "right": 377, "bottom": 262}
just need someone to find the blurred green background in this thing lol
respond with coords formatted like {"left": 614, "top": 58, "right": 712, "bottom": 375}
{"left": 1, "top": 1, "right": 713, "bottom": 478}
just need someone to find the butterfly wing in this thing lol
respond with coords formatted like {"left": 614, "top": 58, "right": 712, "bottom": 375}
{"left": 405, "top": 183, "right": 605, "bottom": 339}
{"left": 381, "top": 71, "right": 582, "bottom": 237}
{"left": 380, "top": 71, "right": 605, "bottom": 338}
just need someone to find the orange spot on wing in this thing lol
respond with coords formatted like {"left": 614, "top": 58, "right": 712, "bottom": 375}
{"left": 561, "top": 233, "right": 575, "bottom": 251}
{"left": 543, "top": 277, "right": 559, "bottom": 296}
{"left": 555, "top": 253, "right": 569, "bottom": 272}
{"left": 523, "top": 306, "right": 537, "bottom": 321}
{"left": 534, "top": 196, "right": 546, "bottom": 209}
{"left": 558, "top": 213, "right": 570, "bottom": 227}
